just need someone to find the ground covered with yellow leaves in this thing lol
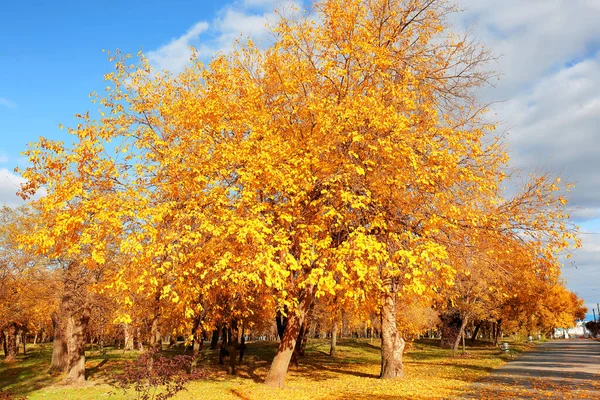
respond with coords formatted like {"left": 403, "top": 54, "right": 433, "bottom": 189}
{"left": 0, "top": 338, "right": 535, "bottom": 400}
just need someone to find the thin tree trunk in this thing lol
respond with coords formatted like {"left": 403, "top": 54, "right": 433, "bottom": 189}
{"left": 265, "top": 285, "right": 314, "bottom": 388}
{"left": 329, "top": 317, "right": 338, "bottom": 357}
{"left": 470, "top": 322, "right": 482, "bottom": 344}
{"left": 218, "top": 327, "right": 228, "bottom": 365}
{"left": 493, "top": 320, "right": 502, "bottom": 346}
{"left": 229, "top": 321, "right": 239, "bottom": 375}
{"left": 1, "top": 331, "right": 6, "bottom": 356}
{"left": 379, "top": 285, "right": 405, "bottom": 379}
{"left": 65, "top": 307, "right": 90, "bottom": 384}
{"left": 452, "top": 316, "right": 468, "bottom": 355}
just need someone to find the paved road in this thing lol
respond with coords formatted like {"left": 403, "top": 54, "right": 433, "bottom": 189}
{"left": 466, "top": 339, "right": 600, "bottom": 399}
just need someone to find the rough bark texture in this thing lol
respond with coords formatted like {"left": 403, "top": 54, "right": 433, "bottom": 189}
{"left": 329, "top": 318, "right": 338, "bottom": 357}
{"left": 49, "top": 311, "right": 68, "bottom": 372}
{"left": 379, "top": 287, "right": 405, "bottom": 379}
{"left": 65, "top": 307, "right": 90, "bottom": 384}
{"left": 4, "top": 323, "right": 18, "bottom": 360}
{"left": 264, "top": 285, "right": 314, "bottom": 388}
{"left": 290, "top": 323, "right": 305, "bottom": 367}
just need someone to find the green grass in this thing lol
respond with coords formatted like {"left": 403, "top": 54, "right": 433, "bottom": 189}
{"left": 0, "top": 338, "right": 533, "bottom": 400}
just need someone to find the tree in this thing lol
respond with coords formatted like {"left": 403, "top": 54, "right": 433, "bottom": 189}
{"left": 17, "top": 0, "right": 580, "bottom": 390}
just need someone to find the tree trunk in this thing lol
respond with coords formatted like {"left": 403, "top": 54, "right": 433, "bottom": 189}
{"left": 290, "top": 323, "right": 305, "bottom": 367}
{"left": 22, "top": 331, "right": 26, "bottom": 355}
{"left": 239, "top": 326, "right": 246, "bottom": 366}
{"left": 4, "top": 323, "right": 18, "bottom": 361}
{"left": 470, "top": 322, "right": 482, "bottom": 344}
{"left": 210, "top": 328, "right": 220, "bottom": 350}
{"left": 149, "top": 316, "right": 162, "bottom": 350}
{"left": 379, "top": 287, "right": 405, "bottom": 379}
{"left": 329, "top": 317, "right": 338, "bottom": 356}
{"left": 229, "top": 321, "right": 239, "bottom": 375}
{"left": 49, "top": 311, "right": 68, "bottom": 372}
{"left": 265, "top": 285, "right": 314, "bottom": 388}
{"left": 218, "top": 327, "right": 228, "bottom": 365}
{"left": 452, "top": 316, "right": 468, "bottom": 355}
{"left": 1, "top": 331, "right": 6, "bottom": 356}
{"left": 123, "top": 324, "right": 134, "bottom": 350}
{"left": 191, "top": 317, "right": 203, "bottom": 367}
{"left": 65, "top": 307, "right": 90, "bottom": 384}
{"left": 493, "top": 320, "right": 502, "bottom": 346}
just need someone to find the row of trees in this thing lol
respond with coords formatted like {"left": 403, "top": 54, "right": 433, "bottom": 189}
{"left": 1, "top": 0, "right": 585, "bottom": 390}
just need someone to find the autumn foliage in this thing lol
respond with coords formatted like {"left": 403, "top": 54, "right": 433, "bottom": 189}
{"left": 1, "top": 0, "right": 585, "bottom": 392}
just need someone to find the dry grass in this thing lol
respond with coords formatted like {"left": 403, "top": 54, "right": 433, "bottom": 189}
{"left": 0, "top": 338, "right": 525, "bottom": 400}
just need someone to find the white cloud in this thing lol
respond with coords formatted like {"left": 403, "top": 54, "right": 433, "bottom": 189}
{"left": 0, "top": 168, "right": 46, "bottom": 208}
{"left": 456, "top": 0, "right": 600, "bottom": 100}
{"left": 146, "top": 0, "right": 304, "bottom": 73}
{"left": 0, "top": 97, "right": 16, "bottom": 108}
{"left": 147, "top": 21, "right": 210, "bottom": 73}
{"left": 491, "top": 54, "right": 600, "bottom": 210}
{"left": 0, "top": 168, "right": 28, "bottom": 207}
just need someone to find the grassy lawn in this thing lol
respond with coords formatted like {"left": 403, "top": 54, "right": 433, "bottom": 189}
{"left": 0, "top": 338, "right": 532, "bottom": 400}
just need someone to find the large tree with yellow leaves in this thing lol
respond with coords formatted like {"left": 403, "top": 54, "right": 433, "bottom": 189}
{"left": 18, "top": 0, "right": 579, "bottom": 389}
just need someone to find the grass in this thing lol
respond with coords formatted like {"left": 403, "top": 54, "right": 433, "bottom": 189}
{"left": 0, "top": 338, "right": 531, "bottom": 400}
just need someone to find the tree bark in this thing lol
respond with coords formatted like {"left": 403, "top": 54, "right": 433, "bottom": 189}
{"left": 65, "top": 307, "right": 90, "bottom": 384}
{"left": 210, "top": 328, "right": 220, "bottom": 350}
{"left": 218, "top": 327, "right": 228, "bottom": 365}
{"left": 229, "top": 321, "right": 239, "bottom": 375}
{"left": 265, "top": 285, "right": 314, "bottom": 388}
{"left": 452, "top": 316, "right": 468, "bottom": 355}
{"left": 4, "top": 323, "right": 18, "bottom": 361}
{"left": 329, "top": 317, "right": 338, "bottom": 357}
{"left": 493, "top": 319, "right": 502, "bottom": 346}
{"left": 2, "top": 331, "right": 7, "bottom": 356}
{"left": 123, "top": 324, "right": 134, "bottom": 350}
{"left": 49, "top": 311, "right": 68, "bottom": 372}
{"left": 470, "top": 321, "right": 482, "bottom": 343}
{"left": 379, "top": 286, "right": 405, "bottom": 379}
{"left": 149, "top": 315, "right": 162, "bottom": 350}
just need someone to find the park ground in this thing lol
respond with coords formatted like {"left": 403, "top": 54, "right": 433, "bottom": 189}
{"left": 1, "top": 338, "right": 598, "bottom": 399}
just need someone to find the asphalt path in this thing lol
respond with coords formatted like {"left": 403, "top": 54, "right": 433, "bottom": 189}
{"left": 465, "top": 339, "right": 600, "bottom": 399}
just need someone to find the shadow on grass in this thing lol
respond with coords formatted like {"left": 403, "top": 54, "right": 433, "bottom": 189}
{"left": 0, "top": 344, "right": 58, "bottom": 396}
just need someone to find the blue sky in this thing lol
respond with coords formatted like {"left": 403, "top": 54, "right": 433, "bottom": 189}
{"left": 1, "top": 0, "right": 600, "bottom": 319}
